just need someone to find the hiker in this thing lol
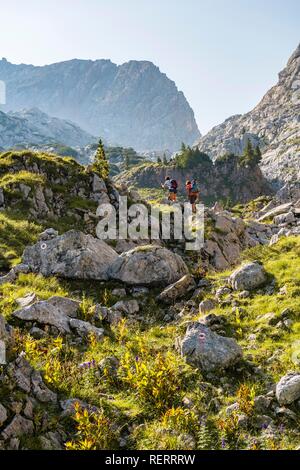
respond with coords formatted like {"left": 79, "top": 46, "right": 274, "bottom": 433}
{"left": 162, "top": 176, "right": 178, "bottom": 202}
{"left": 186, "top": 178, "right": 199, "bottom": 213}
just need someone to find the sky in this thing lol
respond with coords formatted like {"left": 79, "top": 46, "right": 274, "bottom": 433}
{"left": 0, "top": 0, "right": 299, "bottom": 134}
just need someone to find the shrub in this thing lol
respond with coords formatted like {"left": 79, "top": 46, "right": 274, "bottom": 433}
{"left": 65, "top": 402, "right": 118, "bottom": 450}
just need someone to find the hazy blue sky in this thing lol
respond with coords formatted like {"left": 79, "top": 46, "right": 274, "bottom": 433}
{"left": 0, "top": 0, "right": 299, "bottom": 133}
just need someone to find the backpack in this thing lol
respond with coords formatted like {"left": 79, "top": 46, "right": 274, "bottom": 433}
{"left": 191, "top": 181, "right": 199, "bottom": 193}
{"left": 170, "top": 179, "right": 178, "bottom": 190}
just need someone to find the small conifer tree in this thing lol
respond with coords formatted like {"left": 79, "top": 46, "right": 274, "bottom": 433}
{"left": 93, "top": 139, "right": 109, "bottom": 179}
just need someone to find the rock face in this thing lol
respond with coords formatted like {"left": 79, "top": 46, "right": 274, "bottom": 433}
{"left": 0, "top": 58, "right": 200, "bottom": 151}
{"left": 180, "top": 323, "right": 242, "bottom": 372}
{"left": 196, "top": 44, "right": 300, "bottom": 188}
{"left": 22, "top": 230, "right": 118, "bottom": 280}
{"left": 109, "top": 245, "right": 188, "bottom": 286}
{"left": 229, "top": 262, "right": 267, "bottom": 291}
{"left": 0, "top": 108, "right": 95, "bottom": 149}
{"left": 276, "top": 373, "right": 300, "bottom": 405}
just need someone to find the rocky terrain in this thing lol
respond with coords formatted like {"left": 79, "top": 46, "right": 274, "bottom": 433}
{"left": 0, "top": 108, "right": 95, "bottom": 150}
{"left": 0, "top": 58, "right": 200, "bottom": 151}
{"left": 0, "top": 150, "right": 300, "bottom": 450}
{"left": 196, "top": 44, "right": 300, "bottom": 188}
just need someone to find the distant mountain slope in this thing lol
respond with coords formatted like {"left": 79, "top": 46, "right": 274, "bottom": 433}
{"left": 196, "top": 44, "right": 300, "bottom": 188}
{"left": 0, "top": 108, "right": 95, "bottom": 149}
{"left": 0, "top": 58, "right": 201, "bottom": 151}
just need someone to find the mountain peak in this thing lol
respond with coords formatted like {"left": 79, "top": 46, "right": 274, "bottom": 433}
{"left": 0, "top": 58, "right": 200, "bottom": 151}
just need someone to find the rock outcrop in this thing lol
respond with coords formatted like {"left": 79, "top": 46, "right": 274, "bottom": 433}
{"left": 12, "top": 296, "right": 80, "bottom": 335}
{"left": 196, "top": 44, "right": 300, "bottom": 188}
{"left": 22, "top": 230, "right": 118, "bottom": 280}
{"left": 0, "top": 108, "right": 95, "bottom": 149}
{"left": 0, "top": 58, "right": 200, "bottom": 151}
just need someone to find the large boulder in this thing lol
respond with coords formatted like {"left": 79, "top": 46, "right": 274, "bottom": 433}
{"left": 157, "top": 274, "right": 196, "bottom": 304}
{"left": 13, "top": 296, "right": 80, "bottom": 334}
{"left": 109, "top": 245, "right": 188, "bottom": 286}
{"left": 276, "top": 373, "right": 300, "bottom": 405}
{"left": 22, "top": 230, "right": 118, "bottom": 280}
{"left": 229, "top": 262, "right": 267, "bottom": 291}
{"left": 180, "top": 322, "right": 242, "bottom": 372}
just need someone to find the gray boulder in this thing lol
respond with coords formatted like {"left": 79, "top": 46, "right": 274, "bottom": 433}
{"left": 230, "top": 262, "right": 267, "bottom": 291}
{"left": 258, "top": 202, "right": 294, "bottom": 222}
{"left": 31, "top": 370, "right": 57, "bottom": 403}
{"left": 157, "top": 274, "right": 196, "bottom": 304}
{"left": 13, "top": 296, "right": 79, "bottom": 334}
{"left": 0, "top": 314, "right": 9, "bottom": 343}
{"left": 276, "top": 372, "right": 300, "bottom": 405}
{"left": 22, "top": 230, "right": 118, "bottom": 280}
{"left": 180, "top": 322, "right": 242, "bottom": 372}
{"left": 109, "top": 245, "right": 188, "bottom": 286}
